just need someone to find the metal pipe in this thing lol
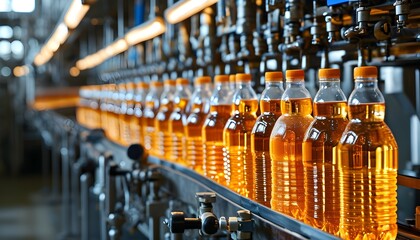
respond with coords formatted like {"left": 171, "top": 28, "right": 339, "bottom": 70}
{"left": 81, "top": 173, "right": 92, "bottom": 240}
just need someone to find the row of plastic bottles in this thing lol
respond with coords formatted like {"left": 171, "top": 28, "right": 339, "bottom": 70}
{"left": 76, "top": 66, "right": 398, "bottom": 240}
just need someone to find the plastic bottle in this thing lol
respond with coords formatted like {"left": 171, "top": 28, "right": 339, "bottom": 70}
{"left": 202, "top": 75, "right": 234, "bottom": 184}
{"left": 337, "top": 66, "right": 398, "bottom": 240}
{"left": 131, "top": 82, "right": 149, "bottom": 145}
{"left": 154, "top": 79, "right": 176, "bottom": 158}
{"left": 99, "top": 84, "right": 109, "bottom": 135}
{"left": 223, "top": 73, "right": 258, "bottom": 196}
{"left": 302, "top": 68, "right": 348, "bottom": 234}
{"left": 169, "top": 78, "right": 192, "bottom": 163}
{"left": 142, "top": 81, "right": 163, "bottom": 154}
{"left": 109, "top": 83, "right": 121, "bottom": 142}
{"left": 91, "top": 85, "right": 102, "bottom": 129}
{"left": 270, "top": 69, "right": 313, "bottom": 220}
{"left": 76, "top": 86, "right": 88, "bottom": 126}
{"left": 185, "top": 76, "right": 213, "bottom": 172}
{"left": 251, "top": 71, "right": 284, "bottom": 206}
{"left": 121, "top": 82, "right": 135, "bottom": 146}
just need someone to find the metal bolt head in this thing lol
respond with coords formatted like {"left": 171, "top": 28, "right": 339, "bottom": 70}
{"left": 195, "top": 192, "right": 216, "bottom": 203}
{"left": 237, "top": 210, "right": 251, "bottom": 220}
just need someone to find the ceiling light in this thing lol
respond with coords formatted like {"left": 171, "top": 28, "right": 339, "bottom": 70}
{"left": 165, "top": 0, "right": 218, "bottom": 24}
{"left": 64, "top": 0, "right": 90, "bottom": 29}
{"left": 125, "top": 17, "right": 166, "bottom": 46}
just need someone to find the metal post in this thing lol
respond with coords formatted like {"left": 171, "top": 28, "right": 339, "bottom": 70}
{"left": 81, "top": 173, "right": 92, "bottom": 240}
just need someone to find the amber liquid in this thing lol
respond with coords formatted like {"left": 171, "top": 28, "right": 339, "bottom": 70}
{"left": 130, "top": 103, "right": 143, "bottom": 145}
{"left": 169, "top": 98, "right": 189, "bottom": 164}
{"left": 270, "top": 97, "right": 313, "bottom": 220}
{"left": 119, "top": 114, "right": 130, "bottom": 146}
{"left": 223, "top": 99, "right": 258, "bottom": 196}
{"left": 251, "top": 99, "right": 281, "bottom": 206}
{"left": 143, "top": 101, "right": 158, "bottom": 153}
{"left": 154, "top": 102, "right": 174, "bottom": 159}
{"left": 100, "top": 103, "right": 108, "bottom": 135}
{"left": 302, "top": 101, "right": 348, "bottom": 234}
{"left": 337, "top": 103, "right": 398, "bottom": 240}
{"left": 185, "top": 103, "right": 209, "bottom": 173}
{"left": 202, "top": 104, "right": 232, "bottom": 184}
{"left": 108, "top": 111, "right": 120, "bottom": 143}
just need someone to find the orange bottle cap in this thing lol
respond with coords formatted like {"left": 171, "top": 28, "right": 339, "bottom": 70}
{"left": 195, "top": 76, "right": 212, "bottom": 85}
{"left": 176, "top": 78, "right": 190, "bottom": 85}
{"left": 136, "top": 82, "right": 149, "bottom": 89}
{"left": 125, "top": 82, "right": 135, "bottom": 90}
{"left": 265, "top": 71, "right": 283, "bottom": 82}
{"left": 150, "top": 81, "right": 164, "bottom": 87}
{"left": 285, "top": 69, "right": 305, "bottom": 82}
{"left": 229, "top": 74, "right": 236, "bottom": 83}
{"left": 235, "top": 73, "right": 252, "bottom": 83}
{"left": 318, "top": 68, "right": 340, "bottom": 81}
{"left": 354, "top": 66, "right": 377, "bottom": 79}
{"left": 214, "top": 75, "right": 230, "bottom": 83}
{"left": 164, "top": 79, "right": 176, "bottom": 86}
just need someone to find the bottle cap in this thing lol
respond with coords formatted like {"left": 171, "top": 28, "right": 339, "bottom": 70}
{"left": 265, "top": 71, "right": 283, "bottom": 82}
{"left": 229, "top": 74, "right": 236, "bottom": 84}
{"left": 150, "top": 81, "right": 164, "bottom": 87}
{"left": 195, "top": 76, "right": 212, "bottom": 85}
{"left": 214, "top": 75, "right": 230, "bottom": 83}
{"left": 117, "top": 83, "right": 126, "bottom": 89}
{"left": 164, "top": 79, "right": 176, "bottom": 86}
{"left": 125, "top": 82, "right": 135, "bottom": 90}
{"left": 318, "top": 68, "right": 340, "bottom": 81}
{"left": 136, "top": 82, "right": 149, "bottom": 89}
{"left": 354, "top": 66, "right": 377, "bottom": 79}
{"left": 176, "top": 78, "right": 190, "bottom": 85}
{"left": 286, "top": 69, "right": 305, "bottom": 82}
{"left": 235, "top": 73, "right": 252, "bottom": 83}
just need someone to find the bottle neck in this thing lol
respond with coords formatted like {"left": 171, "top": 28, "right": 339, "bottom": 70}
{"left": 318, "top": 79, "right": 340, "bottom": 89}
{"left": 236, "top": 81, "right": 252, "bottom": 89}
{"left": 285, "top": 80, "right": 305, "bottom": 89}
{"left": 266, "top": 81, "right": 282, "bottom": 88}
{"left": 355, "top": 78, "right": 378, "bottom": 89}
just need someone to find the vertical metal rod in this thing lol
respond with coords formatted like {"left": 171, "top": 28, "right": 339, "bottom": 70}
{"left": 416, "top": 68, "right": 420, "bottom": 117}
{"left": 51, "top": 131, "right": 60, "bottom": 200}
{"left": 61, "top": 131, "right": 70, "bottom": 236}
{"left": 71, "top": 159, "right": 81, "bottom": 237}
{"left": 81, "top": 173, "right": 91, "bottom": 240}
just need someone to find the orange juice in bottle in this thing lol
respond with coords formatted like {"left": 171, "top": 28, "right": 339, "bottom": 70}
{"left": 185, "top": 76, "right": 213, "bottom": 172}
{"left": 223, "top": 73, "right": 258, "bottom": 196}
{"left": 76, "top": 86, "right": 87, "bottom": 126}
{"left": 251, "top": 71, "right": 284, "bottom": 206}
{"left": 92, "top": 85, "right": 102, "bottom": 129}
{"left": 202, "top": 75, "right": 234, "bottom": 184}
{"left": 142, "top": 81, "right": 163, "bottom": 153}
{"left": 121, "top": 83, "right": 132, "bottom": 145}
{"left": 99, "top": 84, "right": 110, "bottom": 135}
{"left": 302, "top": 68, "right": 347, "bottom": 234}
{"left": 270, "top": 69, "right": 313, "bottom": 220}
{"left": 131, "top": 82, "right": 149, "bottom": 145}
{"left": 154, "top": 79, "right": 176, "bottom": 158}
{"left": 109, "top": 83, "right": 121, "bottom": 142}
{"left": 169, "top": 78, "right": 192, "bottom": 163}
{"left": 337, "top": 66, "right": 398, "bottom": 240}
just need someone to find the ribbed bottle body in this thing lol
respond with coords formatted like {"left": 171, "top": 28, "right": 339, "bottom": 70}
{"left": 338, "top": 103, "right": 398, "bottom": 240}
{"left": 154, "top": 103, "right": 174, "bottom": 159}
{"left": 185, "top": 108, "right": 208, "bottom": 173}
{"left": 270, "top": 97, "right": 313, "bottom": 220}
{"left": 302, "top": 101, "right": 347, "bottom": 234}
{"left": 169, "top": 98, "right": 189, "bottom": 163}
{"left": 224, "top": 99, "right": 258, "bottom": 196}
{"left": 202, "top": 104, "right": 232, "bottom": 184}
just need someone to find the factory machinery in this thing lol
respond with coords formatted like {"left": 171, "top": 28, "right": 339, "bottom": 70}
{"left": 26, "top": 0, "right": 420, "bottom": 239}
